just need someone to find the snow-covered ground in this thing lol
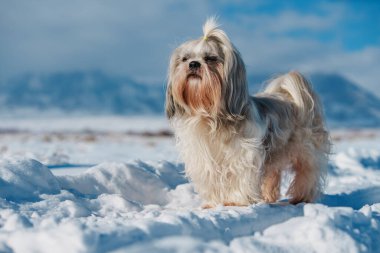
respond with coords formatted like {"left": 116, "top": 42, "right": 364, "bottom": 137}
{"left": 0, "top": 116, "right": 380, "bottom": 253}
{"left": 0, "top": 116, "right": 176, "bottom": 165}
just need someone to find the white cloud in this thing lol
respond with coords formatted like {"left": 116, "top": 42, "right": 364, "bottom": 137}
{"left": 0, "top": 0, "right": 378, "bottom": 96}
{"left": 0, "top": 0, "right": 210, "bottom": 83}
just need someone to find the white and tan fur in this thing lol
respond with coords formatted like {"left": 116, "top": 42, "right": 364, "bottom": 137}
{"left": 166, "top": 18, "right": 330, "bottom": 207}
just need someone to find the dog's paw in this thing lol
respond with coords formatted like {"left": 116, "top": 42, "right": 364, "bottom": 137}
{"left": 202, "top": 203, "right": 214, "bottom": 209}
{"left": 263, "top": 197, "right": 278, "bottom": 203}
{"left": 223, "top": 202, "right": 246, "bottom": 207}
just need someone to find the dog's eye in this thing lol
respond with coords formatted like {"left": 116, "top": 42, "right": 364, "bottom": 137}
{"left": 182, "top": 57, "right": 188, "bottom": 62}
{"left": 204, "top": 56, "right": 218, "bottom": 63}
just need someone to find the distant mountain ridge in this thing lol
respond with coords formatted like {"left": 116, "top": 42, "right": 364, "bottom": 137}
{"left": 0, "top": 71, "right": 164, "bottom": 115}
{"left": 0, "top": 71, "right": 379, "bottom": 128}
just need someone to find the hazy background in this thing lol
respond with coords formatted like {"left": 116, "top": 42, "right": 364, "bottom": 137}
{"left": 0, "top": 0, "right": 379, "bottom": 127}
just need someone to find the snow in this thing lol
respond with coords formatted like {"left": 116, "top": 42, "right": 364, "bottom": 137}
{"left": 0, "top": 158, "right": 60, "bottom": 201}
{"left": 0, "top": 116, "right": 380, "bottom": 253}
{"left": 0, "top": 116, "right": 176, "bottom": 164}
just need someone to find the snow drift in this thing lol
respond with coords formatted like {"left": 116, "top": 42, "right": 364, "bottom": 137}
{"left": 0, "top": 149, "right": 380, "bottom": 253}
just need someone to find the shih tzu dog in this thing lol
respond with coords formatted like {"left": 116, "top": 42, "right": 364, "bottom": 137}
{"left": 166, "top": 18, "right": 330, "bottom": 208}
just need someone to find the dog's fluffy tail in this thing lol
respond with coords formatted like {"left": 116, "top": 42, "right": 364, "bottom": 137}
{"left": 264, "top": 71, "right": 323, "bottom": 126}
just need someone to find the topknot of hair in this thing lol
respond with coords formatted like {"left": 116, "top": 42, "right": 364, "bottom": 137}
{"left": 202, "top": 17, "right": 220, "bottom": 40}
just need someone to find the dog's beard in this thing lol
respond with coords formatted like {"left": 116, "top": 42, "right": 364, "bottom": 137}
{"left": 172, "top": 64, "right": 223, "bottom": 116}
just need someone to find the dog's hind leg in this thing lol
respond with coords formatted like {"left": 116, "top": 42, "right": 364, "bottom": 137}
{"left": 261, "top": 168, "right": 281, "bottom": 203}
{"left": 287, "top": 154, "right": 323, "bottom": 204}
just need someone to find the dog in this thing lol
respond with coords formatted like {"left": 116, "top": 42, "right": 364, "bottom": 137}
{"left": 165, "top": 18, "right": 330, "bottom": 208}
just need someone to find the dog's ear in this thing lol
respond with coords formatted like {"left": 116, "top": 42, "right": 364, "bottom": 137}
{"left": 203, "top": 18, "right": 249, "bottom": 118}
{"left": 222, "top": 46, "right": 249, "bottom": 118}
{"left": 165, "top": 48, "right": 181, "bottom": 119}
{"left": 165, "top": 83, "right": 176, "bottom": 119}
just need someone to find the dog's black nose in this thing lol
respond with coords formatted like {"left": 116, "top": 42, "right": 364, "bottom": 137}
{"left": 189, "top": 61, "right": 201, "bottom": 69}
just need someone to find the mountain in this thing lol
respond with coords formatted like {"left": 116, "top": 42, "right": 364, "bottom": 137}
{"left": 0, "top": 71, "right": 379, "bottom": 128}
{"left": 0, "top": 71, "right": 164, "bottom": 115}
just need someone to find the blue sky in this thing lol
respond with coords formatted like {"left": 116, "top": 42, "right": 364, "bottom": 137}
{"left": 0, "top": 0, "right": 379, "bottom": 95}
{"left": 218, "top": 0, "right": 379, "bottom": 51}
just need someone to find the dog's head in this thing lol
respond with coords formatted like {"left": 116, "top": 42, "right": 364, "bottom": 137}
{"left": 166, "top": 18, "right": 249, "bottom": 119}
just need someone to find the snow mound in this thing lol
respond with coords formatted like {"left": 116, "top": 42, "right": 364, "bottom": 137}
{"left": 57, "top": 160, "right": 185, "bottom": 205}
{"left": 0, "top": 148, "right": 380, "bottom": 253}
{"left": 0, "top": 158, "right": 60, "bottom": 201}
{"left": 230, "top": 204, "right": 374, "bottom": 253}
{"left": 3, "top": 221, "right": 96, "bottom": 253}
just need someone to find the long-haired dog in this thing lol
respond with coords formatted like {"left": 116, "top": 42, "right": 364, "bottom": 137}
{"left": 166, "top": 18, "right": 330, "bottom": 208}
